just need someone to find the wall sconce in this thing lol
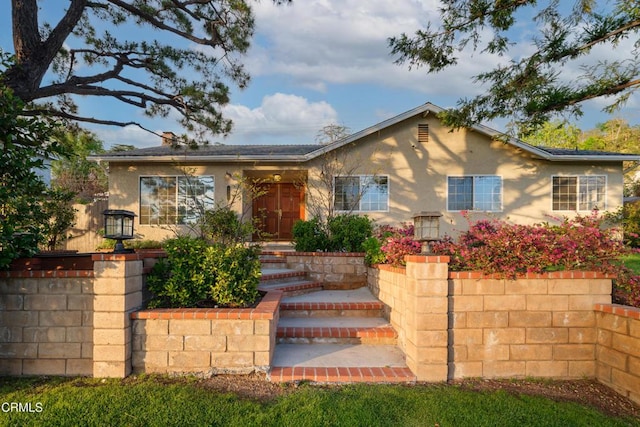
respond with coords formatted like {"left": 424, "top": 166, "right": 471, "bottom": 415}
{"left": 226, "top": 185, "right": 231, "bottom": 202}
{"left": 103, "top": 209, "right": 136, "bottom": 253}
{"left": 273, "top": 173, "right": 282, "bottom": 182}
{"left": 413, "top": 211, "right": 442, "bottom": 253}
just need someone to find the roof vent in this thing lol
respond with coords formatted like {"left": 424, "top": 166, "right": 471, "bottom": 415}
{"left": 418, "top": 124, "right": 429, "bottom": 144}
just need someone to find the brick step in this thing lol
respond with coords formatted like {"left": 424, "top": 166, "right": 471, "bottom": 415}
{"left": 258, "top": 280, "right": 324, "bottom": 297}
{"left": 269, "top": 344, "right": 415, "bottom": 384}
{"left": 259, "top": 258, "right": 288, "bottom": 269}
{"left": 279, "top": 289, "right": 385, "bottom": 318}
{"left": 259, "top": 269, "right": 307, "bottom": 284}
{"left": 277, "top": 318, "right": 397, "bottom": 345}
{"left": 269, "top": 366, "right": 416, "bottom": 384}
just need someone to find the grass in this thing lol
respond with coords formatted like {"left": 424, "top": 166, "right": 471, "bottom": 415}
{"left": 1, "top": 376, "right": 638, "bottom": 427}
{"left": 621, "top": 253, "right": 640, "bottom": 275}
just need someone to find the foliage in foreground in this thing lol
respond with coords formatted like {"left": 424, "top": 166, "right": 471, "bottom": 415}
{"left": 0, "top": 376, "right": 636, "bottom": 427}
{"left": 146, "top": 236, "right": 260, "bottom": 308}
{"left": 0, "top": 83, "right": 77, "bottom": 268}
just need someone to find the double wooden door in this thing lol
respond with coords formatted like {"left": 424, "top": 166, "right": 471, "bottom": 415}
{"left": 252, "top": 183, "right": 303, "bottom": 240}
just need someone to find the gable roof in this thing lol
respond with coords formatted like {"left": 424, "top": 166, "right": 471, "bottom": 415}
{"left": 92, "top": 102, "right": 640, "bottom": 163}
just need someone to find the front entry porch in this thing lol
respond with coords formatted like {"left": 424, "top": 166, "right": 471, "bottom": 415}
{"left": 247, "top": 170, "right": 306, "bottom": 241}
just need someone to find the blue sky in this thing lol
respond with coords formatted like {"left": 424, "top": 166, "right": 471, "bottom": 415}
{"left": 1, "top": 1, "right": 638, "bottom": 148}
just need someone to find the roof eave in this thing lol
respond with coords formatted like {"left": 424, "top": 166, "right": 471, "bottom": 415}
{"left": 541, "top": 155, "right": 640, "bottom": 162}
{"left": 90, "top": 155, "right": 308, "bottom": 163}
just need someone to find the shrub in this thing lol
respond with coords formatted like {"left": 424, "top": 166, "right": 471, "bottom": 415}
{"left": 364, "top": 223, "right": 421, "bottom": 266}
{"left": 613, "top": 271, "right": 640, "bottom": 308}
{"left": 293, "top": 214, "right": 374, "bottom": 252}
{"left": 363, "top": 236, "right": 385, "bottom": 265}
{"left": 327, "top": 214, "right": 373, "bottom": 252}
{"left": 621, "top": 202, "right": 640, "bottom": 247}
{"left": 146, "top": 236, "right": 260, "bottom": 308}
{"left": 381, "top": 235, "right": 422, "bottom": 267}
{"left": 146, "top": 236, "right": 212, "bottom": 308}
{"left": 432, "top": 212, "right": 628, "bottom": 277}
{"left": 292, "top": 217, "right": 330, "bottom": 252}
{"left": 200, "top": 206, "right": 254, "bottom": 245}
{"left": 208, "top": 244, "right": 261, "bottom": 307}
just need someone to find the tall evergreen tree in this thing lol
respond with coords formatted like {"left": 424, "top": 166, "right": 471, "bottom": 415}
{"left": 390, "top": 1, "right": 640, "bottom": 136}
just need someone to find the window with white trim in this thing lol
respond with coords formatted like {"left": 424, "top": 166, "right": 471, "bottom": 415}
{"left": 334, "top": 175, "right": 388, "bottom": 212}
{"left": 447, "top": 176, "right": 502, "bottom": 211}
{"left": 140, "top": 176, "right": 214, "bottom": 225}
{"left": 552, "top": 175, "right": 606, "bottom": 211}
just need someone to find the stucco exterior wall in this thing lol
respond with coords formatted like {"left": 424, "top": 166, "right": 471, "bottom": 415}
{"left": 105, "top": 114, "right": 625, "bottom": 242}
{"left": 304, "top": 115, "right": 623, "bottom": 236}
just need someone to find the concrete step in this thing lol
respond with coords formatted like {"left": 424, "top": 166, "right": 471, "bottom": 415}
{"left": 259, "top": 242, "right": 295, "bottom": 252}
{"left": 259, "top": 258, "right": 288, "bottom": 269}
{"left": 258, "top": 280, "right": 323, "bottom": 297}
{"left": 277, "top": 317, "right": 397, "bottom": 345}
{"left": 259, "top": 268, "right": 306, "bottom": 284}
{"left": 269, "top": 344, "right": 415, "bottom": 384}
{"left": 280, "top": 289, "right": 385, "bottom": 318}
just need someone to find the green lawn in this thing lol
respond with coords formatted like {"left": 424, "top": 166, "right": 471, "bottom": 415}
{"left": 0, "top": 377, "right": 638, "bottom": 427}
{"left": 621, "top": 253, "right": 640, "bottom": 275}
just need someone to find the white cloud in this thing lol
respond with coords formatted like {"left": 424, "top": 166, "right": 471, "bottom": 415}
{"left": 249, "top": 1, "right": 435, "bottom": 87}
{"left": 93, "top": 125, "right": 162, "bottom": 149}
{"left": 221, "top": 93, "right": 339, "bottom": 144}
{"left": 247, "top": 0, "right": 513, "bottom": 98}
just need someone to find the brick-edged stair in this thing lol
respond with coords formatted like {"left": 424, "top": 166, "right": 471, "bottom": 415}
{"left": 259, "top": 252, "right": 416, "bottom": 384}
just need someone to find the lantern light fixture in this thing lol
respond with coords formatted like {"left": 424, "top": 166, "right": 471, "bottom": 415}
{"left": 103, "top": 209, "right": 136, "bottom": 253}
{"left": 413, "top": 211, "right": 442, "bottom": 253}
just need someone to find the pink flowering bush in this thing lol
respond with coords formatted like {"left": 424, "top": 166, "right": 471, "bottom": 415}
{"left": 364, "top": 223, "right": 421, "bottom": 267}
{"left": 614, "top": 272, "right": 640, "bottom": 308}
{"left": 432, "top": 212, "right": 625, "bottom": 275}
{"left": 431, "top": 212, "right": 640, "bottom": 308}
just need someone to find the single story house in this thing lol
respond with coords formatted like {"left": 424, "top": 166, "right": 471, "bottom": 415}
{"left": 92, "top": 102, "right": 640, "bottom": 242}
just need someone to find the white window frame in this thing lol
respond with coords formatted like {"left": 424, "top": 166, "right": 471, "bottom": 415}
{"left": 446, "top": 175, "right": 503, "bottom": 212}
{"left": 139, "top": 175, "right": 215, "bottom": 225}
{"left": 551, "top": 175, "right": 607, "bottom": 211}
{"left": 334, "top": 175, "right": 389, "bottom": 213}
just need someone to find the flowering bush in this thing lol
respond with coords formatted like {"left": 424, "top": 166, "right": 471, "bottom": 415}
{"left": 365, "top": 223, "right": 421, "bottom": 266}
{"left": 432, "top": 212, "right": 627, "bottom": 276}
{"left": 614, "top": 272, "right": 640, "bottom": 308}
{"left": 431, "top": 211, "right": 640, "bottom": 308}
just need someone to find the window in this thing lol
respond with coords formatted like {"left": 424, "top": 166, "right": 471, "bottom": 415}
{"left": 447, "top": 176, "right": 502, "bottom": 211}
{"left": 140, "top": 176, "right": 214, "bottom": 225}
{"left": 552, "top": 175, "right": 606, "bottom": 211}
{"left": 334, "top": 175, "right": 388, "bottom": 212}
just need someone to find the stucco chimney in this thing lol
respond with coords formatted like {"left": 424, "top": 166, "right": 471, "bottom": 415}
{"left": 161, "top": 131, "right": 177, "bottom": 146}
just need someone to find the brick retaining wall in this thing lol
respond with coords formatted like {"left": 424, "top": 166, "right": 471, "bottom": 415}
{"left": 594, "top": 304, "right": 640, "bottom": 405}
{"left": 0, "top": 272, "right": 94, "bottom": 376}
{"left": 284, "top": 252, "right": 368, "bottom": 289}
{"left": 131, "top": 291, "right": 281, "bottom": 375}
{"left": 368, "top": 258, "right": 640, "bottom": 405}
{"left": 449, "top": 271, "right": 611, "bottom": 380}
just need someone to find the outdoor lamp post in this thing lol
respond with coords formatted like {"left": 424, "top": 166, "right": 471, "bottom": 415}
{"left": 103, "top": 209, "right": 136, "bottom": 253}
{"left": 413, "top": 211, "right": 442, "bottom": 254}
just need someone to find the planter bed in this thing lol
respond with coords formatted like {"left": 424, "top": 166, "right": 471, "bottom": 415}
{"left": 130, "top": 291, "right": 282, "bottom": 376}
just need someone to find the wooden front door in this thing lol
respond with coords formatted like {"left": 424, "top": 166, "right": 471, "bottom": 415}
{"left": 252, "top": 183, "right": 303, "bottom": 240}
